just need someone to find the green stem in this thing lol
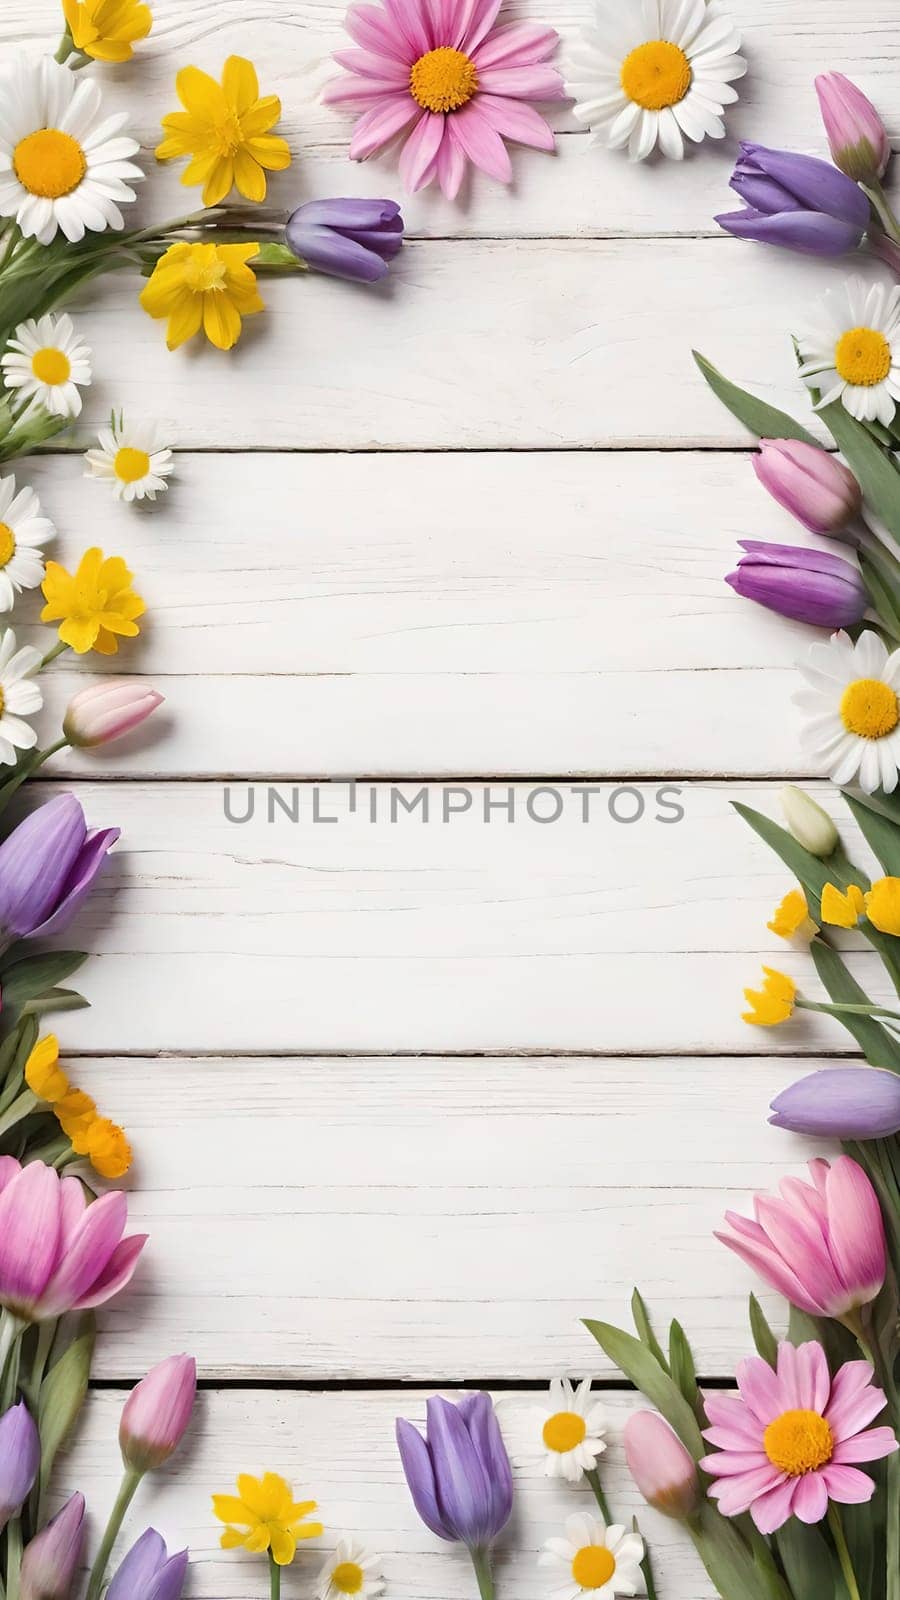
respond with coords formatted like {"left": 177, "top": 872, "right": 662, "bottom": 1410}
{"left": 0, "top": 1315, "right": 23, "bottom": 1410}
{"left": 797, "top": 997, "right": 900, "bottom": 1021}
{"left": 268, "top": 1553, "right": 281, "bottom": 1600}
{"left": 6, "top": 1516, "right": 21, "bottom": 1600}
{"left": 54, "top": 32, "right": 75, "bottom": 64}
{"left": 864, "top": 180, "right": 900, "bottom": 245}
{"left": 84, "top": 1469, "right": 142, "bottom": 1600}
{"left": 886, "top": 1449, "right": 900, "bottom": 1600}
{"left": 828, "top": 1503, "right": 862, "bottom": 1600}
{"left": 585, "top": 1467, "right": 613, "bottom": 1522}
{"left": 470, "top": 1549, "right": 493, "bottom": 1600}
{"left": 39, "top": 643, "right": 68, "bottom": 669}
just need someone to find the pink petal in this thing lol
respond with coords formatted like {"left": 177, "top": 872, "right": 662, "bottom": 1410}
{"left": 735, "top": 1354, "right": 786, "bottom": 1425}
{"left": 777, "top": 1341, "right": 829, "bottom": 1414}
{"left": 324, "top": 74, "right": 409, "bottom": 106}
{"left": 384, "top": 0, "right": 431, "bottom": 57}
{"left": 779, "top": 1173, "right": 827, "bottom": 1227}
{"left": 820, "top": 1464, "right": 877, "bottom": 1504}
{"left": 0, "top": 1162, "right": 60, "bottom": 1313}
{"left": 826, "top": 1365, "right": 886, "bottom": 1439}
{"left": 704, "top": 1424, "right": 765, "bottom": 1451}
{"left": 333, "top": 48, "right": 411, "bottom": 82}
{"left": 792, "top": 1470, "right": 828, "bottom": 1524}
{"left": 475, "top": 64, "right": 565, "bottom": 100}
{"left": 755, "top": 1196, "right": 846, "bottom": 1312}
{"left": 699, "top": 1449, "right": 768, "bottom": 1477}
{"left": 709, "top": 1464, "right": 784, "bottom": 1516}
{"left": 349, "top": 95, "right": 420, "bottom": 159}
{"left": 448, "top": 100, "right": 511, "bottom": 182}
{"left": 471, "top": 22, "right": 559, "bottom": 69}
{"left": 825, "top": 1156, "right": 886, "bottom": 1305}
{"left": 0, "top": 1157, "right": 21, "bottom": 1195}
{"left": 71, "top": 1232, "right": 147, "bottom": 1311}
{"left": 345, "top": 4, "right": 414, "bottom": 61}
{"left": 833, "top": 1427, "right": 899, "bottom": 1464}
{"left": 56, "top": 1176, "right": 88, "bottom": 1252}
{"left": 703, "top": 1395, "right": 764, "bottom": 1448}
{"left": 750, "top": 1477, "right": 798, "bottom": 1535}
{"left": 808, "top": 1157, "right": 831, "bottom": 1200}
{"left": 35, "top": 1190, "right": 128, "bottom": 1318}
{"left": 473, "top": 94, "right": 555, "bottom": 151}
{"left": 458, "top": 0, "right": 503, "bottom": 54}
{"left": 716, "top": 1226, "right": 824, "bottom": 1317}
{"left": 399, "top": 109, "right": 445, "bottom": 190}
{"left": 437, "top": 128, "right": 466, "bottom": 197}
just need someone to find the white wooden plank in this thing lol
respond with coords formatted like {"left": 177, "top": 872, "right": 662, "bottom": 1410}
{"left": 4, "top": 0, "right": 899, "bottom": 239}
{"left": 16, "top": 451, "right": 830, "bottom": 779}
{"left": 67, "top": 1055, "right": 830, "bottom": 1379}
{"left": 30, "top": 779, "right": 894, "bottom": 1055}
{"left": 65, "top": 1389, "right": 716, "bottom": 1597}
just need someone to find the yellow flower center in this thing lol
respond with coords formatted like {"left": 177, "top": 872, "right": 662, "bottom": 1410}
{"left": 542, "top": 1411, "right": 587, "bottom": 1453}
{"left": 214, "top": 110, "right": 246, "bottom": 156}
{"left": 331, "top": 1562, "right": 365, "bottom": 1595}
{"left": 114, "top": 446, "right": 151, "bottom": 484}
{"left": 763, "top": 1409, "right": 834, "bottom": 1476}
{"left": 183, "top": 253, "right": 228, "bottom": 293}
{"left": 31, "top": 347, "right": 71, "bottom": 386}
{"left": 834, "top": 326, "right": 893, "bottom": 387}
{"left": 840, "top": 676, "right": 899, "bottom": 739}
{"left": 0, "top": 524, "right": 15, "bottom": 568}
{"left": 13, "top": 129, "right": 87, "bottom": 199}
{"left": 409, "top": 47, "right": 479, "bottom": 113}
{"left": 572, "top": 1546, "right": 616, "bottom": 1589}
{"left": 0, "top": 687, "right": 6, "bottom": 717}
{"left": 620, "top": 40, "right": 692, "bottom": 110}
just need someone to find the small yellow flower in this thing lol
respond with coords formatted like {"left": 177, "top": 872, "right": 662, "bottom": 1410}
{"left": 865, "top": 876, "right": 900, "bottom": 935}
{"left": 62, "top": 0, "right": 152, "bottom": 61}
{"left": 820, "top": 882, "right": 866, "bottom": 929}
{"left": 156, "top": 56, "right": 291, "bottom": 207}
{"left": 54, "top": 1088, "right": 98, "bottom": 1144}
{"left": 767, "top": 889, "right": 817, "bottom": 943}
{"left": 742, "top": 967, "right": 797, "bottom": 1027}
{"left": 25, "top": 1035, "right": 69, "bottom": 1103}
{"left": 41, "top": 547, "right": 145, "bottom": 656}
{"left": 25, "top": 1035, "right": 131, "bottom": 1179}
{"left": 213, "top": 1472, "right": 323, "bottom": 1566}
{"left": 140, "top": 242, "right": 264, "bottom": 352}
{"left": 79, "top": 1116, "right": 132, "bottom": 1180}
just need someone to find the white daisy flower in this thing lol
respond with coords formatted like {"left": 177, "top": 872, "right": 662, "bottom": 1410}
{"left": 798, "top": 278, "right": 900, "bottom": 428}
{"left": 795, "top": 628, "right": 900, "bottom": 795}
{"left": 0, "top": 474, "right": 55, "bottom": 613}
{"left": 1, "top": 314, "right": 92, "bottom": 420}
{"left": 539, "top": 1512, "right": 644, "bottom": 1600}
{"left": 315, "top": 1538, "right": 385, "bottom": 1599}
{"left": 530, "top": 1378, "right": 608, "bottom": 1482}
{"left": 567, "top": 0, "right": 746, "bottom": 162}
{"left": 85, "top": 417, "right": 175, "bottom": 503}
{"left": 0, "top": 55, "right": 142, "bottom": 246}
{"left": 0, "top": 628, "right": 43, "bottom": 767}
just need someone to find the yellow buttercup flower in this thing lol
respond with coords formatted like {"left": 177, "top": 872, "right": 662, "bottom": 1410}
{"left": 767, "top": 889, "right": 817, "bottom": 943}
{"left": 156, "top": 57, "right": 291, "bottom": 206}
{"left": 213, "top": 1472, "right": 323, "bottom": 1566}
{"left": 865, "top": 876, "right": 900, "bottom": 935}
{"left": 62, "top": 0, "right": 152, "bottom": 62}
{"left": 820, "top": 882, "right": 866, "bottom": 929}
{"left": 41, "top": 547, "right": 145, "bottom": 656}
{"left": 25, "top": 1035, "right": 70, "bottom": 1103}
{"left": 27, "top": 1040, "right": 132, "bottom": 1179}
{"left": 742, "top": 967, "right": 797, "bottom": 1027}
{"left": 140, "top": 242, "right": 264, "bottom": 351}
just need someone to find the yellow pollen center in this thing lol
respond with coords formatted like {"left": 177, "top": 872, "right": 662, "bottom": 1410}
{"left": 834, "top": 326, "right": 892, "bottom": 387}
{"left": 571, "top": 1546, "right": 616, "bottom": 1589}
{"left": 31, "top": 347, "right": 71, "bottom": 386}
{"left": 215, "top": 110, "right": 245, "bottom": 155}
{"left": 0, "top": 525, "right": 15, "bottom": 569}
{"left": 0, "top": 688, "right": 6, "bottom": 718}
{"left": 620, "top": 39, "right": 692, "bottom": 110}
{"left": 542, "top": 1411, "right": 588, "bottom": 1453}
{"left": 183, "top": 255, "right": 227, "bottom": 293}
{"left": 13, "top": 128, "right": 87, "bottom": 199}
{"left": 331, "top": 1562, "right": 364, "bottom": 1595}
{"left": 840, "top": 676, "right": 900, "bottom": 739}
{"left": 113, "top": 447, "right": 151, "bottom": 485}
{"left": 409, "top": 47, "right": 479, "bottom": 113}
{"left": 763, "top": 1409, "right": 834, "bottom": 1476}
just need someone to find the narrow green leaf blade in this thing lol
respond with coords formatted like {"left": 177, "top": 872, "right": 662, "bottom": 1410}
{"left": 631, "top": 1287, "right": 669, "bottom": 1373}
{"left": 775, "top": 1521, "right": 845, "bottom": 1600}
{"left": 820, "top": 398, "right": 900, "bottom": 547}
{"left": 37, "top": 1316, "right": 95, "bottom": 1500}
{"left": 668, "top": 1319, "right": 700, "bottom": 1409}
{"left": 583, "top": 1318, "right": 705, "bottom": 1457}
{"left": 693, "top": 352, "right": 819, "bottom": 446}
{"left": 809, "top": 939, "right": 900, "bottom": 1071}
{"left": 748, "top": 1294, "right": 778, "bottom": 1367}
{"left": 0, "top": 952, "right": 87, "bottom": 1010}
{"left": 843, "top": 792, "right": 900, "bottom": 877}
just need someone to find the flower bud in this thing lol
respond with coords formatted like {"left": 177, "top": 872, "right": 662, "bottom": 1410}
{"left": 20, "top": 1492, "right": 85, "bottom": 1600}
{"left": 770, "top": 1066, "right": 900, "bottom": 1139}
{"left": 0, "top": 1401, "right": 39, "bottom": 1530}
{"left": 623, "top": 1412, "right": 700, "bottom": 1519}
{"left": 780, "top": 785, "right": 839, "bottom": 858}
{"left": 63, "top": 680, "right": 164, "bottom": 750}
{"left": 119, "top": 1354, "right": 197, "bottom": 1473}
{"left": 816, "top": 73, "right": 890, "bottom": 183}
{"left": 753, "top": 440, "right": 861, "bottom": 537}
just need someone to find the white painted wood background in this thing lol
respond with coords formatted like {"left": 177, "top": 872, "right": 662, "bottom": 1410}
{"left": 4, "top": 0, "right": 900, "bottom": 1594}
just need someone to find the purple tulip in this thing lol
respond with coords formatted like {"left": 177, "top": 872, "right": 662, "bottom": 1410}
{"left": 725, "top": 540, "right": 868, "bottom": 627}
{"left": 754, "top": 440, "right": 862, "bottom": 538}
{"left": 397, "top": 1393, "right": 513, "bottom": 1557}
{"left": 771, "top": 1067, "right": 900, "bottom": 1139}
{"left": 285, "top": 199, "right": 404, "bottom": 283}
{"left": 107, "top": 1530, "right": 189, "bottom": 1600}
{"left": 0, "top": 1401, "right": 39, "bottom": 1530}
{"left": 20, "top": 1492, "right": 85, "bottom": 1600}
{"left": 0, "top": 794, "right": 119, "bottom": 948}
{"left": 716, "top": 143, "right": 870, "bottom": 256}
{"left": 816, "top": 73, "right": 890, "bottom": 183}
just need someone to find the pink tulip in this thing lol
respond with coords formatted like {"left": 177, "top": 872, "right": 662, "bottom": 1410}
{"left": 753, "top": 439, "right": 861, "bottom": 537}
{"left": 120, "top": 1354, "right": 197, "bottom": 1472}
{"left": 0, "top": 1159, "right": 147, "bottom": 1324}
{"left": 20, "top": 1492, "right": 85, "bottom": 1600}
{"left": 816, "top": 72, "right": 890, "bottom": 182}
{"left": 63, "top": 680, "right": 164, "bottom": 750}
{"left": 716, "top": 1156, "right": 886, "bottom": 1320}
{"left": 623, "top": 1412, "right": 699, "bottom": 1519}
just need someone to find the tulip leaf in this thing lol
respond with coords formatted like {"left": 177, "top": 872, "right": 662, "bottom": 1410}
{"left": 37, "top": 1316, "right": 95, "bottom": 1504}
{"left": 859, "top": 548, "right": 900, "bottom": 644}
{"left": 842, "top": 791, "right": 900, "bottom": 878}
{"left": 692, "top": 352, "right": 819, "bottom": 446}
{"left": 690, "top": 1505, "right": 789, "bottom": 1600}
{"left": 630, "top": 1287, "right": 669, "bottom": 1372}
{"left": 819, "top": 397, "right": 900, "bottom": 547}
{"left": 809, "top": 938, "right": 900, "bottom": 1071}
{"left": 23, "top": 988, "right": 89, "bottom": 1019}
{"left": 747, "top": 1294, "right": 779, "bottom": 1368}
{"left": 668, "top": 1319, "right": 700, "bottom": 1410}
{"left": 0, "top": 952, "right": 87, "bottom": 1013}
{"left": 775, "top": 1521, "right": 845, "bottom": 1600}
{"left": 583, "top": 1318, "right": 705, "bottom": 1457}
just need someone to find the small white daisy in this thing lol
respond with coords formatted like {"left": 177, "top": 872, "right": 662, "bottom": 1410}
{"left": 798, "top": 278, "right": 900, "bottom": 428}
{"left": 85, "top": 417, "right": 175, "bottom": 503}
{"left": 795, "top": 628, "right": 900, "bottom": 795}
{"left": 315, "top": 1538, "right": 385, "bottom": 1599}
{"left": 0, "top": 55, "right": 142, "bottom": 245}
{"left": 540, "top": 1512, "right": 644, "bottom": 1600}
{"left": 0, "top": 473, "right": 55, "bottom": 613}
{"left": 530, "top": 1379, "right": 608, "bottom": 1482}
{"left": 567, "top": 0, "right": 746, "bottom": 162}
{"left": 0, "top": 628, "right": 43, "bottom": 767}
{"left": 1, "top": 313, "right": 92, "bottom": 421}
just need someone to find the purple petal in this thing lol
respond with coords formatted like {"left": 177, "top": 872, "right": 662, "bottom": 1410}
{"left": 736, "top": 540, "right": 859, "bottom": 579}
{"left": 0, "top": 1402, "right": 40, "bottom": 1526}
{"left": 425, "top": 1395, "right": 493, "bottom": 1547}
{"left": 149, "top": 1550, "right": 189, "bottom": 1600}
{"left": 771, "top": 1068, "right": 900, "bottom": 1139}
{"left": 292, "top": 198, "right": 402, "bottom": 229}
{"left": 738, "top": 145, "right": 870, "bottom": 227}
{"left": 0, "top": 795, "right": 85, "bottom": 941}
{"left": 458, "top": 1393, "right": 513, "bottom": 1539}
{"left": 715, "top": 207, "right": 865, "bottom": 256}
{"left": 289, "top": 224, "right": 392, "bottom": 282}
{"left": 107, "top": 1531, "right": 167, "bottom": 1600}
{"left": 29, "top": 826, "right": 120, "bottom": 940}
{"left": 731, "top": 169, "right": 805, "bottom": 214}
{"left": 396, "top": 1418, "right": 453, "bottom": 1540}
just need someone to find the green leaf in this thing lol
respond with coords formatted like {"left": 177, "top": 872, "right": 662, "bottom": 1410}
{"left": 23, "top": 988, "right": 89, "bottom": 1019}
{"left": 748, "top": 1294, "right": 778, "bottom": 1367}
{"left": 775, "top": 1521, "right": 845, "bottom": 1600}
{"left": 668, "top": 1319, "right": 700, "bottom": 1411}
{"left": 631, "top": 1287, "right": 669, "bottom": 1372}
{"left": 820, "top": 397, "right": 900, "bottom": 547}
{"left": 690, "top": 1505, "right": 787, "bottom": 1600}
{"left": 37, "top": 1316, "right": 95, "bottom": 1501}
{"left": 858, "top": 547, "right": 900, "bottom": 644}
{"left": 583, "top": 1318, "right": 705, "bottom": 1457}
{"left": 693, "top": 352, "right": 819, "bottom": 446}
{"left": 0, "top": 952, "right": 87, "bottom": 1012}
{"left": 809, "top": 939, "right": 900, "bottom": 1071}
{"left": 843, "top": 792, "right": 900, "bottom": 877}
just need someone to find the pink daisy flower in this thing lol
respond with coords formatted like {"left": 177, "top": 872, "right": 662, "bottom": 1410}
{"left": 701, "top": 1341, "right": 897, "bottom": 1535}
{"left": 323, "top": 0, "right": 565, "bottom": 198}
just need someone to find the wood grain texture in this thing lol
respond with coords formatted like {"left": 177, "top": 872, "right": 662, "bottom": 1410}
{"left": 66, "top": 1388, "right": 716, "bottom": 1597}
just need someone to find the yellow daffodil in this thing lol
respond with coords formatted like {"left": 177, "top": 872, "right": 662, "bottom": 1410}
{"left": 866, "top": 876, "right": 900, "bottom": 935}
{"left": 767, "top": 889, "right": 817, "bottom": 943}
{"left": 41, "top": 547, "right": 145, "bottom": 656}
{"left": 820, "top": 882, "right": 866, "bottom": 929}
{"left": 25, "top": 1034, "right": 69, "bottom": 1102}
{"left": 140, "top": 242, "right": 264, "bottom": 351}
{"left": 79, "top": 1116, "right": 132, "bottom": 1180}
{"left": 156, "top": 57, "right": 291, "bottom": 206}
{"left": 742, "top": 967, "right": 797, "bottom": 1027}
{"left": 213, "top": 1472, "right": 323, "bottom": 1566}
{"left": 62, "top": 0, "right": 152, "bottom": 61}
{"left": 26, "top": 1036, "right": 131, "bottom": 1179}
